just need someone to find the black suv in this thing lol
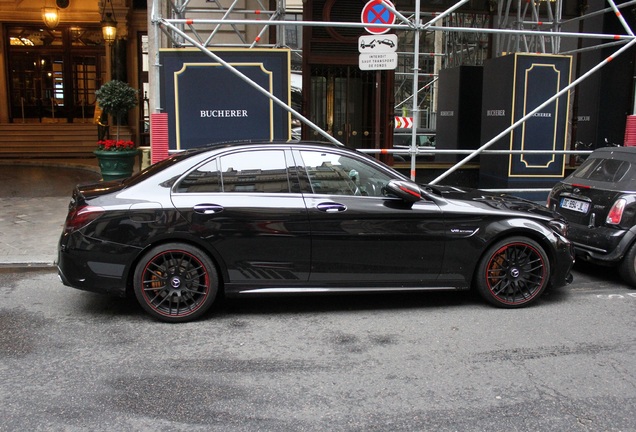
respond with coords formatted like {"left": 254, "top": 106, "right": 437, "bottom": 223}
{"left": 548, "top": 146, "right": 636, "bottom": 286}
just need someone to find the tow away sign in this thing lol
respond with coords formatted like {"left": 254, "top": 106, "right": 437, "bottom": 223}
{"left": 359, "top": 34, "right": 398, "bottom": 70}
{"left": 359, "top": 34, "right": 398, "bottom": 53}
{"left": 359, "top": 53, "right": 398, "bottom": 70}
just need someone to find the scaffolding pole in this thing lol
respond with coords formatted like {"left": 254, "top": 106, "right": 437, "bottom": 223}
{"left": 148, "top": 0, "right": 636, "bottom": 187}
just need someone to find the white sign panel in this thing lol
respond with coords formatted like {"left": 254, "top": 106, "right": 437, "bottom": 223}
{"left": 359, "top": 52, "right": 398, "bottom": 70}
{"left": 358, "top": 34, "right": 398, "bottom": 53}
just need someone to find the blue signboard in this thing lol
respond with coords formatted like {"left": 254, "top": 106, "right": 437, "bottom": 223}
{"left": 510, "top": 56, "right": 571, "bottom": 177}
{"left": 479, "top": 53, "right": 572, "bottom": 192}
{"left": 160, "top": 49, "right": 291, "bottom": 150}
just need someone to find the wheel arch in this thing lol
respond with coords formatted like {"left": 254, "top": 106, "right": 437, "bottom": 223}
{"left": 470, "top": 224, "right": 558, "bottom": 287}
{"left": 471, "top": 232, "right": 552, "bottom": 307}
{"left": 124, "top": 234, "right": 228, "bottom": 297}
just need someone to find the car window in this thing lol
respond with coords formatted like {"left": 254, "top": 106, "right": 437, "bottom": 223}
{"left": 300, "top": 150, "right": 392, "bottom": 197}
{"left": 572, "top": 157, "right": 631, "bottom": 184}
{"left": 220, "top": 151, "right": 291, "bottom": 193}
{"left": 176, "top": 158, "right": 221, "bottom": 193}
{"left": 176, "top": 150, "right": 292, "bottom": 193}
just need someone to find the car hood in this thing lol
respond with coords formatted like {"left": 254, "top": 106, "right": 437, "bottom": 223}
{"left": 426, "top": 184, "right": 558, "bottom": 218}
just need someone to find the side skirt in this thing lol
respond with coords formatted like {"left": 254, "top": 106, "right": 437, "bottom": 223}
{"left": 229, "top": 286, "right": 468, "bottom": 297}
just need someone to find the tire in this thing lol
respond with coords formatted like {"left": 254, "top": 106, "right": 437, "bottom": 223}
{"left": 133, "top": 243, "right": 219, "bottom": 323}
{"left": 475, "top": 236, "right": 550, "bottom": 308}
{"left": 618, "top": 242, "right": 636, "bottom": 287}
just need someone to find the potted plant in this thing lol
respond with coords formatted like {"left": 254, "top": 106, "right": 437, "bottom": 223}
{"left": 94, "top": 80, "right": 139, "bottom": 180}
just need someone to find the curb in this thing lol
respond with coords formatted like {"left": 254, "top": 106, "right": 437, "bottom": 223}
{"left": 0, "top": 263, "right": 56, "bottom": 272}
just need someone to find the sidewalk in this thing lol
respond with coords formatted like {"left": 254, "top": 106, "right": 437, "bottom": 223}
{"left": 0, "top": 160, "right": 101, "bottom": 268}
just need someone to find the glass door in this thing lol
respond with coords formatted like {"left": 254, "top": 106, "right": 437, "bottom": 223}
{"left": 9, "top": 52, "right": 64, "bottom": 121}
{"left": 309, "top": 66, "right": 374, "bottom": 149}
{"left": 7, "top": 25, "right": 105, "bottom": 123}
{"left": 72, "top": 55, "right": 103, "bottom": 122}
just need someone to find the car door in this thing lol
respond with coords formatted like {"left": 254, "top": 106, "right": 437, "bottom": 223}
{"left": 297, "top": 149, "right": 446, "bottom": 286}
{"left": 171, "top": 148, "right": 311, "bottom": 286}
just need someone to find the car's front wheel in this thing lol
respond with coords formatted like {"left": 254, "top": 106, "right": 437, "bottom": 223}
{"left": 475, "top": 236, "right": 550, "bottom": 307}
{"left": 133, "top": 243, "right": 219, "bottom": 322}
{"left": 618, "top": 242, "right": 636, "bottom": 287}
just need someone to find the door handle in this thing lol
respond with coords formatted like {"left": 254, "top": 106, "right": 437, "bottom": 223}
{"left": 193, "top": 204, "right": 224, "bottom": 214}
{"left": 316, "top": 202, "right": 347, "bottom": 213}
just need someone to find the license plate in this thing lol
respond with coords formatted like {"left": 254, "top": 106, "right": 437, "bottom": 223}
{"left": 560, "top": 197, "right": 590, "bottom": 213}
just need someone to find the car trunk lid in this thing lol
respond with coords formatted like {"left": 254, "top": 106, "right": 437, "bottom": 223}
{"left": 557, "top": 182, "right": 625, "bottom": 227}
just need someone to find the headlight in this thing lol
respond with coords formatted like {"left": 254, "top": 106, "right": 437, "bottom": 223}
{"left": 548, "top": 219, "right": 568, "bottom": 237}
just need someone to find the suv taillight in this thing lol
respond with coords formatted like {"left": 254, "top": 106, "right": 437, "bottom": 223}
{"left": 64, "top": 205, "right": 104, "bottom": 233}
{"left": 606, "top": 198, "right": 626, "bottom": 225}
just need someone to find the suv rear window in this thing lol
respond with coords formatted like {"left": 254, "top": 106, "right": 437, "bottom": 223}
{"left": 572, "top": 157, "right": 631, "bottom": 184}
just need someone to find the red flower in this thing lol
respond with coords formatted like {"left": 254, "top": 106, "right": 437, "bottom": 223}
{"left": 97, "top": 139, "right": 135, "bottom": 151}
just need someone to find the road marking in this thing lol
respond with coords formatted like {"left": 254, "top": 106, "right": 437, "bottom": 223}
{"left": 595, "top": 293, "right": 636, "bottom": 299}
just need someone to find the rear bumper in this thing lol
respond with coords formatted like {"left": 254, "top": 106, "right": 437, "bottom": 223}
{"left": 550, "top": 236, "right": 575, "bottom": 288}
{"left": 57, "top": 234, "right": 139, "bottom": 298}
{"left": 569, "top": 225, "right": 636, "bottom": 265}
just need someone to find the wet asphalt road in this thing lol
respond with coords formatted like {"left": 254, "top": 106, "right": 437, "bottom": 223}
{"left": 1, "top": 164, "right": 635, "bottom": 430}
{"left": 0, "top": 164, "right": 101, "bottom": 265}
{"left": 0, "top": 164, "right": 100, "bottom": 198}
{"left": 0, "top": 263, "right": 635, "bottom": 431}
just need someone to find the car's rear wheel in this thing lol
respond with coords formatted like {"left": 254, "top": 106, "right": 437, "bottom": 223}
{"left": 133, "top": 243, "right": 218, "bottom": 322}
{"left": 618, "top": 242, "right": 636, "bottom": 287}
{"left": 475, "top": 236, "right": 549, "bottom": 307}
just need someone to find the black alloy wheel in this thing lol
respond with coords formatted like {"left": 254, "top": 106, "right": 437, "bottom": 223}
{"left": 475, "top": 237, "right": 549, "bottom": 307}
{"left": 619, "top": 242, "right": 636, "bottom": 287}
{"left": 133, "top": 243, "right": 219, "bottom": 322}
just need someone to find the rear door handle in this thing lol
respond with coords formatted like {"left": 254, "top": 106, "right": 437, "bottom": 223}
{"left": 193, "top": 204, "right": 224, "bottom": 214}
{"left": 316, "top": 202, "right": 347, "bottom": 213}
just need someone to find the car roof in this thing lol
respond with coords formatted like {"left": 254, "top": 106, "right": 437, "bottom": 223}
{"left": 183, "top": 140, "right": 347, "bottom": 155}
{"left": 124, "top": 140, "right": 356, "bottom": 188}
{"left": 591, "top": 146, "right": 636, "bottom": 161}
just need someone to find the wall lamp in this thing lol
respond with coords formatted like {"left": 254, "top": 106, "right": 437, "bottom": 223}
{"left": 41, "top": 0, "right": 60, "bottom": 29}
{"left": 100, "top": 0, "right": 117, "bottom": 44}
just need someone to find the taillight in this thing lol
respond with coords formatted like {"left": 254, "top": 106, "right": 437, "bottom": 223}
{"left": 571, "top": 183, "right": 591, "bottom": 190}
{"left": 545, "top": 190, "right": 553, "bottom": 208}
{"left": 606, "top": 198, "right": 626, "bottom": 225}
{"left": 64, "top": 205, "right": 104, "bottom": 233}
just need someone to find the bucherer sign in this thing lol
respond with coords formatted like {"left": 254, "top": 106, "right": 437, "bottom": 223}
{"left": 160, "top": 49, "right": 292, "bottom": 150}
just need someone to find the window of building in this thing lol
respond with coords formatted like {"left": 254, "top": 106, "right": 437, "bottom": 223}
{"left": 138, "top": 32, "right": 150, "bottom": 145}
{"left": 6, "top": 25, "right": 106, "bottom": 123}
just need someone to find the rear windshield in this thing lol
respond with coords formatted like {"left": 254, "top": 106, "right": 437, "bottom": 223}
{"left": 572, "top": 157, "right": 631, "bottom": 184}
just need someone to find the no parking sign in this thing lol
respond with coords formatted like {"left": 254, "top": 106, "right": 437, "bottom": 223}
{"left": 361, "top": 0, "right": 396, "bottom": 35}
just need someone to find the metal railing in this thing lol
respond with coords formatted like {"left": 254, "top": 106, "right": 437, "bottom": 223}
{"left": 360, "top": 147, "right": 594, "bottom": 194}
{"left": 149, "top": 0, "right": 636, "bottom": 195}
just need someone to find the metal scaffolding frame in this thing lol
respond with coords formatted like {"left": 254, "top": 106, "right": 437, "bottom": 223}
{"left": 148, "top": 0, "right": 636, "bottom": 187}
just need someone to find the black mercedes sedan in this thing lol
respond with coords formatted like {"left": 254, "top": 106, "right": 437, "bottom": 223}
{"left": 547, "top": 146, "right": 636, "bottom": 286}
{"left": 58, "top": 141, "right": 574, "bottom": 322}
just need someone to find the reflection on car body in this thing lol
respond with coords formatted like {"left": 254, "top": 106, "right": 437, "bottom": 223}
{"left": 58, "top": 141, "right": 574, "bottom": 322}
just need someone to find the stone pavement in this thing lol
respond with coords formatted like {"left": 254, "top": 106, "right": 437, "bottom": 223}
{"left": 0, "top": 161, "right": 101, "bottom": 268}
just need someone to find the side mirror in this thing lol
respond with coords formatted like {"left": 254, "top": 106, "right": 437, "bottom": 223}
{"left": 384, "top": 180, "right": 422, "bottom": 203}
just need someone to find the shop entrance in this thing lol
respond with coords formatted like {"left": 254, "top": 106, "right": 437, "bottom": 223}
{"left": 308, "top": 66, "right": 373, "bottom": 149}
{"left": 6, "top": 25, "right": 106, "bottom": 123}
